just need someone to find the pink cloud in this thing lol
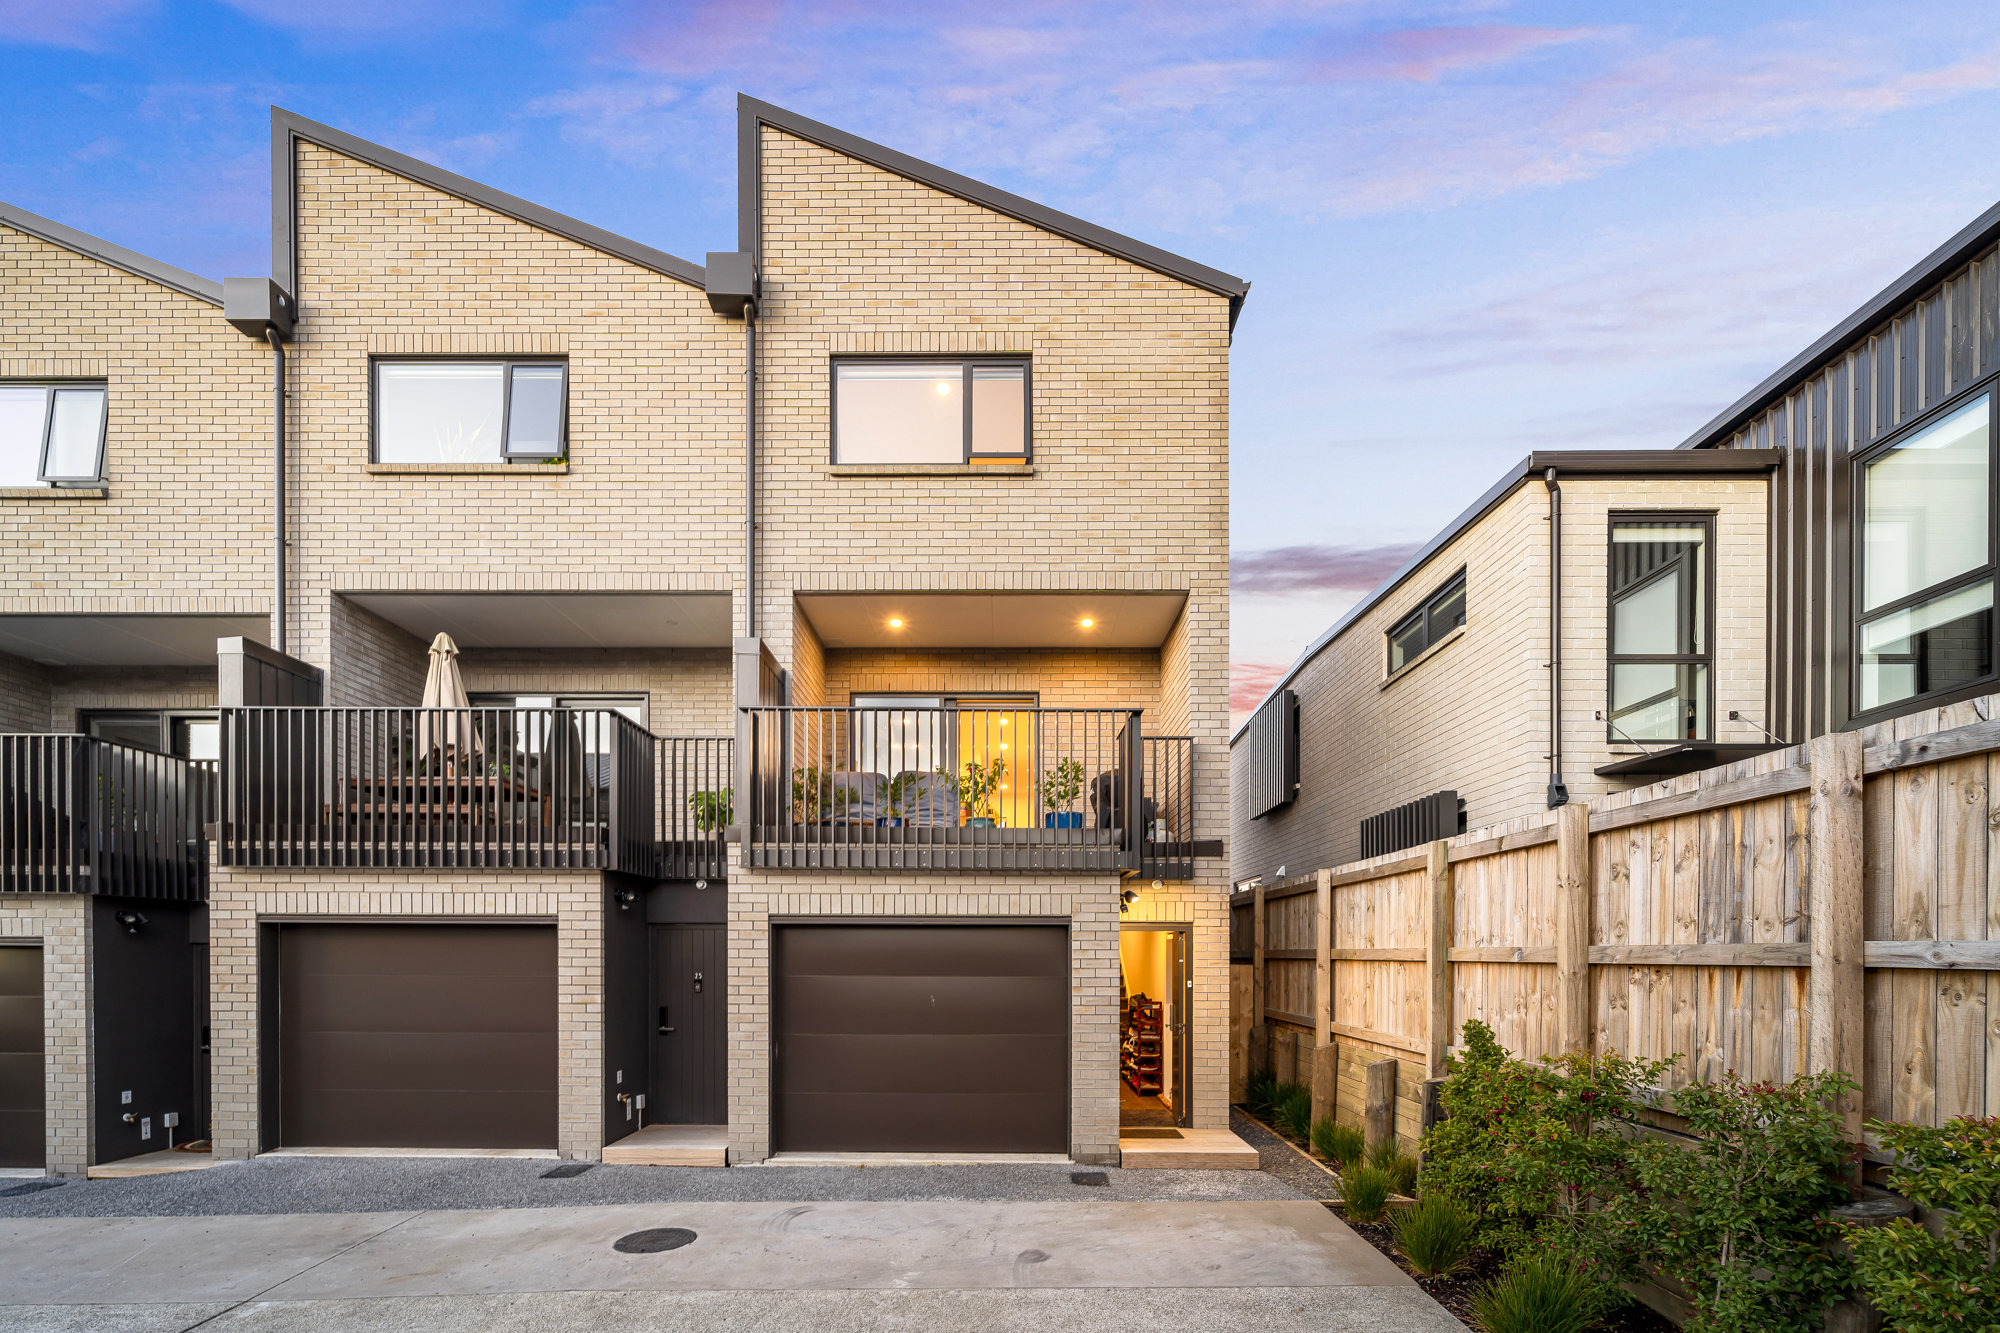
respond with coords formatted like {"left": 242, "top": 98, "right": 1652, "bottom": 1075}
{"left": 1232, "top": 542, "right": 1423, "bottom": 596}
{"left": 1231, "top": 662, "right": 1288, "bottom": 725}
{"left": 1317, "top": 25, "right": 1603, "bottom": 83}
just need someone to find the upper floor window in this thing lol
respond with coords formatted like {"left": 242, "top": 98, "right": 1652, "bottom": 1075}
{"left": 832, "top": 358, "right": 1029, "bottom": 464}
{"left": 1609, "top": 515, "right": 1712, "bottom": 743}
{"left": 373, "top": 360, "right": 567, "bottom": 464}
{"left": 1856, "top": 393, "right": 1994, "bottom": 715}
{"left": 1387, "top": 569, "right": 1466, "bottom": 673}
{"left": 0, "top": 382, "right": 108, "bottom": 486}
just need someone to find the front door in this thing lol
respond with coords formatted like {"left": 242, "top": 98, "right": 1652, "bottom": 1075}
{"left": 651, "top": 925, "right": 725, "bottom": 1124}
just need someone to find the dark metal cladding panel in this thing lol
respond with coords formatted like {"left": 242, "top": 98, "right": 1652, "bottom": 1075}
{"left": 772, "top": 924, "right": 1067, "bottom": 1154}
{"left": 278, "top": 924, "right": 557, "bottom": 1149}
{"left": 0, "top": 945, "right": 43, "bottom": 1168}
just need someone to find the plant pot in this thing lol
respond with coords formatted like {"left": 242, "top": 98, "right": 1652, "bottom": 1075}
{"left": 967, "top": 817, "right": 997, "bottom": 828}
{"left": 881, "top": 817, "right": 904, "bottom": 828}
{"left": 1045, "top": 812, "right": 1083, "bottom": 829}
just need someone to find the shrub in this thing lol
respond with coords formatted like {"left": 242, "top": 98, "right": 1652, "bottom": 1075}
{"left": 1342, "top": 1164, "right": 1393, "bottom": 1223}
{"left": 1629, "top": 1069, "right": 1859, "bottom": 1333}
{"left": 1366, "top": 1136, "right": 1398, "bottom": 1169}
{"left": 1472, "top": 1249, "right": 1599, "bottom": 1333}
{"left": 1846, "top": 1115, "right": 2000, "bottom": 1333}
{"left": 1383, "top": 1152, "right": 1419, "bottom": 1199}
{"left": 1243, "top": 1068, "right": 1278, "bottom": 1118}
{"left": 1276, "top": 1086, "right": 1314, "bottom": 1142}
{"left": 1313, "top": 1118, "right": 1365, "bottom": 1168}
{"left": 1394, "top": 1193, "right": 1478, "bottom": 1278}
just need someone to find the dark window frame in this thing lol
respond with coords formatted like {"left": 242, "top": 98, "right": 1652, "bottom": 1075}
{"left": 828, "top": 354, "right": 1033, "bottom": 465}
{"left": 1848, "top": 388, "right": 1999, "bottom": 727}
{"left": 368, "top": 356, "right": 570, "bottom": 464}
{"left": 78, "top": 709, "right": 219, "bottom": 759}
{"left": 1385, "top": 568, "right": 1467, "bottom": 675}
{"left": 1606, "top": 510, "right": 1717, "bottom": 746}
{"left": 0, "top": 379, "right": 110, "bottom": 486}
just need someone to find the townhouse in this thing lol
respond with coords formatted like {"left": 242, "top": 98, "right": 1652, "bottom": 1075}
{"left": 1, "top": 96, "right": 1239, "bottom": 1174}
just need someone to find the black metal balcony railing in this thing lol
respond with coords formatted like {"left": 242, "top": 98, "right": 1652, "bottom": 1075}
{"left": 218, "top": 707, "right": 655, "bottom": 872}
{"left": 741, "top": 706, "right": 1175, "bottom": 872}
{"left": 657, "top": 735, "right": 732, "bottom": 881}
{"left": 0, "top": 735, "right": 212, "bottom": 898}
{"left": 1141, "top": 735, "right": 1194, "bottom": 882}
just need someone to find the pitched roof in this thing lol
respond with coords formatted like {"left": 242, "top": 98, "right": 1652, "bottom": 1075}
{"left": 737, "top": 95, "right": 1251, "bottom": 329}
{"left": 269, "top": 107, "right": 706, "bottom": 293}
{"left": 0, "top": 200, "right": 222, "bottom": 305}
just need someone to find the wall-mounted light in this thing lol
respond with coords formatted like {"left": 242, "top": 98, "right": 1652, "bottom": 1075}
{"left": 694, "top": 879, "right": 709, "bottom": 891}
{"left": 934, "top": 381, "right": 952, "bottom": 396}
{"left": 113, "top": 911, "right": 147, "bottom": 935}
{"left": 1119, "top": 887, "right": 1138, "bottom": 914}
{"left": 614, "top": 888, "right": 639, "bottom": 912}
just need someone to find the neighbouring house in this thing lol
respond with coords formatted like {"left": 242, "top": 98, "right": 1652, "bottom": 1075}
{"left": 2, "top": 95, "right": 1239, "bottom": 1174}
{"left": 1233, "top": 191, "right": 2000, "bottom": 884}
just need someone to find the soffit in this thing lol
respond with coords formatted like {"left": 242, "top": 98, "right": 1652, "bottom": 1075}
{"left": 0, "top": 614, "right": 268, "bottom": 667}
{"left": 796, "top": 592, "right": 1186, "bottom": 650}
{"left": 342, "top": 592, "right": 732, "bottom": 650}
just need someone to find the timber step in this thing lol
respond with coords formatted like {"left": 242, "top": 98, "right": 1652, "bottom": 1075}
{"left": 1118, "top": 1126, "right": 1259, "bottom": 1170}
{"left": 602, "top": 1123, "right": 728, "bottom": 1167}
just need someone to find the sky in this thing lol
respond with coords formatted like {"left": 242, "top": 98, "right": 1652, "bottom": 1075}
{"left": 5, "top": 1, "right": 2000, "bottom": 730}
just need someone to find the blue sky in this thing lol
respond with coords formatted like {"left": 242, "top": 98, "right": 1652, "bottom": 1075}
{"left": 6, "top": 1, "right": 2000, "bottom": 726}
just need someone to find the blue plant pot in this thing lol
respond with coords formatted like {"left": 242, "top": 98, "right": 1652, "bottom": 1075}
{"left": 967, "top": 817, "right": 997, "bottom": 828}
{"left": 1045, "top": 812, "right": 1083, "bottom": 829}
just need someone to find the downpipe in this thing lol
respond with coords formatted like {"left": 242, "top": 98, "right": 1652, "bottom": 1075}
{"left": 1543, "top": 467, "right": 1568, "bottom": 808}
{"left": 266, "top": 327, "right": 287, "bottom": 654}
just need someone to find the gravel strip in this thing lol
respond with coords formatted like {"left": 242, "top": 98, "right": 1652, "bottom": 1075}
{"left": 1230, "top": 1107, "right": 1341, "bottom": 1199}
{"left": 0, "top": 1156, "right": 1313, "bottom": 1218}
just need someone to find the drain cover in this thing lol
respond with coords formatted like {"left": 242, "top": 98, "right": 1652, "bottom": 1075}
{"left": 0, "top": 1179, "right": 63, "bottom": 1199}
{"left": 1122, "top": 1128, "right": 1183, "bottom": 1139}
{"left": 615, "top": 1227, "right": 698, "bottom": 1254}
{"left": 541, "top": 1163, "right": 595, "bottom": 1179}
{"left": 1070, "top": 1171, "right": 1109, "bottom": 1186}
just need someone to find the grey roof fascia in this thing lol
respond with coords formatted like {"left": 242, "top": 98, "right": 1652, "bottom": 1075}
{"left": 737, "top": 95, "right": 1251, "bottom": 327}
{"left": 1228, "top": 448, "right": 1786, "bottom": 745}
{"left": 269, "top": 107, "right": 706, "bottom": 294}
{"left": 0, "top": 200, "right": 222, "bottom": 305}
{"left": 1677, "top": 192, "right": 2000, "bottom": 450}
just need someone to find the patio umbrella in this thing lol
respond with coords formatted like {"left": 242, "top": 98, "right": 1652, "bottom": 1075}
{"left": 417, "top": 632, "right": 482, "bottom": 770}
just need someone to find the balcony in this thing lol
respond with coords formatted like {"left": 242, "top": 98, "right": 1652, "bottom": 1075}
{"left": 738, "top": 705, "right": 1199, "bottom": 876}
{"left": 216, "top": 708, "right": 729, "bottom": 876}
{"left": 0, "top": 735, "right": 214, "bottom": 898}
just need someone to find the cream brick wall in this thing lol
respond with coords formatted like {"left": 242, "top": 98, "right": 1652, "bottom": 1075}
{"left": 1233, "top": 476, "right": 1768, "bottom": 878}
{"left": 205, "top": 867, "right": 608, "bottom": 1160}
{"left": 48, "top": 666, "right": 216, "bottom": 732}
{"left": 0, "top": 895, "right": 89, "bottom": 1175}
{"left": 460, "top": 648, "right": 732, "bottom": 735}
{"left": 0, "top": 651, "right": 52, "bottom": 733}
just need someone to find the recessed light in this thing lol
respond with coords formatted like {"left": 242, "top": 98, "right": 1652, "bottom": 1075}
{"left": 935, "top": 382, "right": 952, "bottom": 396}
{"left": 888, "top": 617, "right": 904, "bottom": 629}
{"left": 1079, "top": 617, "right": 1095, "bottom": 629}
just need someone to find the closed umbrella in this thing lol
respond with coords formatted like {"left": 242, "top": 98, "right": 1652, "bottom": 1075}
{"left": 417, "top": 632, "right": 482, "bottom": 771}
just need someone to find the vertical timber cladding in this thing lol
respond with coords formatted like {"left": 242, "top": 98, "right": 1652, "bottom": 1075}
{"left": 772, "top": 924, "right": 1068, "bottom": 1153}
{"left": 0, "top": 945, "right": 43, "bottom": 1168}
{"left": 278, "top": 924, "right": 558, "bottom": 1149}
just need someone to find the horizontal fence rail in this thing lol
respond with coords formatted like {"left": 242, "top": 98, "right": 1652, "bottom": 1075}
{"left": 0, "top": 734, "right": 210, "bottom": 898}
{"left": 218, "top": 707, "right": 655, "bottom": 873}
{"left": 741, "top": 705, "right": 1145, "bottom": 872}
{"left": 656, "top": 736, "right": 731, "bottom": 880}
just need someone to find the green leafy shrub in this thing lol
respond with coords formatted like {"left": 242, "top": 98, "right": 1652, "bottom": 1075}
{"left": 1276, "top": 1085, "right": 1314, "bottom": 1142}
{"left": 1393, "top": 1193, "right": 1478, "bottom": 1278}
{"left": 1846, "top": 1115, "right": 2000, "bottom": 1333}
{"left": 1629, "top": 1070, "right": 1859, "bottom": 1333}
{"left": 1243, "top": 1068, "right": 1278, "bottom": 1118}
{"left": 1343, "top": 1164, "right": 1394, "bottom": 1223}
{"left": 1472, "top": 1249, "right": 1599, "bottom": 1333}
{"left": 1313, "top": 1118, "right": 1364, "bottom": 1168}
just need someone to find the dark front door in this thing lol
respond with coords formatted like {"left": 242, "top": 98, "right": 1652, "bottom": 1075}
{"left": 278, "top": 924, "right": 557, "bottom": 1149}
{"left": 0, "top": 945, "right": 43, "bottom": 1168}
{"left": 772, "top": 924, "right": 1068, "bottom": 1154}
{"left": 651, "top": 925, "right": 725, "bottom": 1124}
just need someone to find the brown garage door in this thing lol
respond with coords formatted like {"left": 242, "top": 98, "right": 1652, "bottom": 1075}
{"left": 773, "top": 924, "right": 1067, "bottom": 1153}
{"left": 0, "top": 945, "right": 43, "bottom": 1169}
{"left": 279, "top": 924, "right": 556, "bottom": 1149}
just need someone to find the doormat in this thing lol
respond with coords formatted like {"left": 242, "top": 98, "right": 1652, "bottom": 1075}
{"left": 1121, "top": 1129, "right": 1184, "bottom": 1139}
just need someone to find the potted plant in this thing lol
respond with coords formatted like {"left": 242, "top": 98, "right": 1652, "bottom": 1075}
{"left": 791, "top": 765, "right": 831, "bottom": 823}
{"left": 686, "top": 788, "right": 732, "bottom": 832}
{"left": 956, "top": 757, "right": 1005, "bottom": 828}
{"left": 884, "top": 772, "right": 923, "bottom": 827}
{"left": 1041, "top": 756, "right": 1085, "bottom": 829}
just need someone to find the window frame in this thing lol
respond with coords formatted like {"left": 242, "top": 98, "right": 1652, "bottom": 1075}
{"left": 828, "top": 355, "right": 1033, "bottom": 465}
{"left": 1848, "top": 388, "right": 2000, "bottom": 725}
{"left": 78, "top": 709, "right": 219, "bottom": 759}
{"left": 1605, "top": 510, "right": 1717, "bottom": 746}
{"left": 1384, "top": 568, "right": 1467, "bottom": 676}
{"left": 0, "top": 380, "right": 110, "bottom": 486}
{"left": 368, "top": 356, "right": 570, "bottom": 464}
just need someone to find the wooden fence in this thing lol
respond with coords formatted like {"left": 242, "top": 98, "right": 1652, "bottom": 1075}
{"left": 1231, "top": 695, "right": 2000, "bottom": 1160}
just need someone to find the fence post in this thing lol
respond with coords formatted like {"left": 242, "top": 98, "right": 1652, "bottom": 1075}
{"left": 1365, "top": 1058, "right": 1398, "bottom": 1156}
{"left": 1312, "top": 868, "right": 1335, "bottom": 1124}
{"left": 1555, "top": 800, "right": 1593, "bottom": 1056}
{"left": 1249, "top": 880, "right": 1268, "bottom": 1077}
{"left": 1809, "top": 730, "right": 1866, "bottom": 1157}
{"left": 1427, "top": 839, "right": 1452, "bottom": 1077}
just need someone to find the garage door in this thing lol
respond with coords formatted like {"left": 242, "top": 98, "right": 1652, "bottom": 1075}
{"left": 0, "top": 946, "right": 42, "bottom": 1169}
{"left": 279, "top": 924, "right": 556, "bottom": 1149}
{"left": 773, "top": 924, "right": 1067, "bottom": 1154}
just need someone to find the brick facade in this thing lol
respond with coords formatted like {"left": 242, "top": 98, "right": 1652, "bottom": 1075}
{"left": 0, "top": 896, "right": 89, "bottom": 1175}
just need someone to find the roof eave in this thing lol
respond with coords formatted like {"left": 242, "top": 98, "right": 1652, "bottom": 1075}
{"left": 0, "top": 200, "right": 223, "bottom": 306}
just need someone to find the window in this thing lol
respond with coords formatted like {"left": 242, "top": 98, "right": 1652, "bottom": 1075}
{"left": 1856, "top": 393, "right": 1995, "bottom": 714}
{"left": 1386, "top": 570, "right": 1467, "bottom": 673}
{"left": 82, "top": 711, "right": 218, "bottom": 759}
{"left": 832, "top": 358, "right": 1030, "bottom": 464}
{"left": 0, "top": 382, "right": 108, "bottom": 486}
{"left": 373, "top": 360, "right": 567, "bottom": 463}
{"left": 1608, "top": 516, "right": 1712, "bottom": 743}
